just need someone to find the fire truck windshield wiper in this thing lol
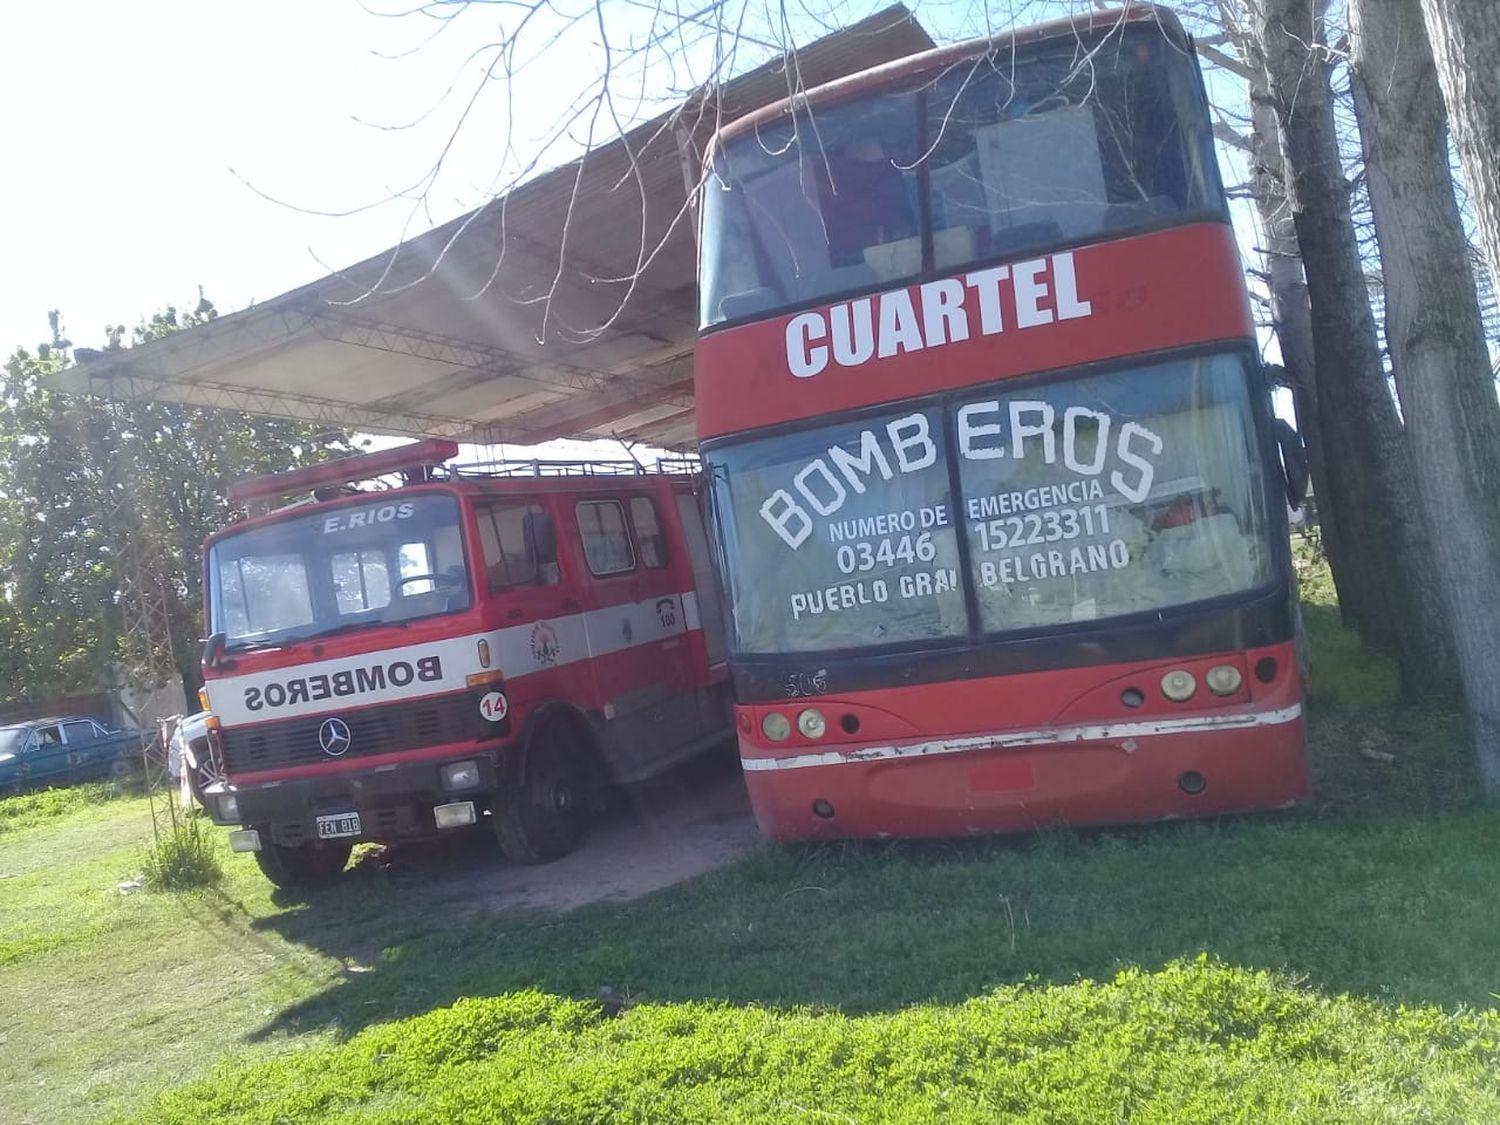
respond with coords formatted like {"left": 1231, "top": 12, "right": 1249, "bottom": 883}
{"left": 282, "top": 618, "right": 410, "bottom": 645}
{"left": 223, "top": 638, "right": 284, "bottom": 653}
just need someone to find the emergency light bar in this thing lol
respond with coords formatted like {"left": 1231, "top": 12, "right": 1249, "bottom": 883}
{"left": 229, "top": 439, "right": 460, "bottom": 505}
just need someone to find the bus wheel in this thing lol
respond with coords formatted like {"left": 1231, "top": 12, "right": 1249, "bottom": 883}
{"left": 254, "top": 838, "right": 352, "bottom": 889}
{"left": 495, "top": 729, "right": 585, "bottom": 864}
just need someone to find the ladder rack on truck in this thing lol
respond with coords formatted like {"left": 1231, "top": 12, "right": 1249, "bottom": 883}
{"left": 444, "top": 455, "right": 703, "bottom": 479}
{"left": 194, "top": 440, "right": 731, "bottom": 888}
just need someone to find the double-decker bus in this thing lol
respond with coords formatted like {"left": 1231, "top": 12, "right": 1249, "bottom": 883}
{"left": 695, "top": 5, "right": 1308, "bottom": 839}
{"left": 196, "top": 440, "right": 732, "bottom": 885}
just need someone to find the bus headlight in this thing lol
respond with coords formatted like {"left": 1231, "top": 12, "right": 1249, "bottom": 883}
{"left": 797, "top": 709, "right": 827, "bottom": 739}
{"left": 217, "top": 794, "right": 240, "bottom": 822}
{"left": 762, "top": 712, "right": 791, "bottom": 741}
{"left": 1206, "top": 665, "right": 1242, "bottom": 696}
{"left": 1160, "top": 670, "right": 1197, "bottom": 702}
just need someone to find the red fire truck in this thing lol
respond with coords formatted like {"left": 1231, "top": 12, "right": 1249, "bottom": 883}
{"left": 695, "top": 5, "right": 1309, "bottom": 839}
{"left": 197, "top": 440, "right": 732, "bottom": 886}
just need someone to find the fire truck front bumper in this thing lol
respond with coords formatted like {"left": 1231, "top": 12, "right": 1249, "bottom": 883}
{"left": 203, "top": 746, "right": 505, "bottom": 848}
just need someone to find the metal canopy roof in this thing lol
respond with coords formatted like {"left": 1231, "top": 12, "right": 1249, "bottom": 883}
{"left": 54, "top": 8, "right": 932, "bottom": 452}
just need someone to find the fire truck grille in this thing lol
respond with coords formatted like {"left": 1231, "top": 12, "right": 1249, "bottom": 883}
{"left": 221, "top": 692, "right": 485, "bottom": 773}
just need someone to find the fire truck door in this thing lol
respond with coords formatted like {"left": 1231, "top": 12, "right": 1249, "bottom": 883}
{"left": 573, "top": 497, "right": 688, "bottom": 717}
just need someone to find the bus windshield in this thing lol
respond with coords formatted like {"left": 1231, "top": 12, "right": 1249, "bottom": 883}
{"left": 700, "top": 26, "right": 1219, "bottom": 326}
{"left": 208, "top": 494, "right": 471, "bottom": 648}
{"left": 707, "top": 352, "right": 1273, "bottom": 655}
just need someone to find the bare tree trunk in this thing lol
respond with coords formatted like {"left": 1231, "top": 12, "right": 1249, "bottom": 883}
{"left": 1420, "top": 0, "right": 1500, "bottom": 299}
{"left": 1246, "top": 63, "right": 1353, "bottom": 616}
{"left": 1351, "top": 0, "right": 1500, "bottom": 793}
{"left": 1249, "top": 0, "right": 1452, "bottom": 695}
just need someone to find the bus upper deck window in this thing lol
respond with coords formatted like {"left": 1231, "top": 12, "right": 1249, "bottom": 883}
{"left": 816, "top": 134, "right": 917, "bottom": 268}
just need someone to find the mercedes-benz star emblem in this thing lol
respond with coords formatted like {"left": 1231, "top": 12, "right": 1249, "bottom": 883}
{"left": 319, "top": 717, "right": 352, "bottom": 757}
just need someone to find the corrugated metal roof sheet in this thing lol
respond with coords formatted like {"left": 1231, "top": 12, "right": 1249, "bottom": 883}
{"left": 53, "top": 6, "right": 934, "bottom": 451}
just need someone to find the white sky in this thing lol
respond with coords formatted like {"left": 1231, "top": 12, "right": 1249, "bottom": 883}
{"left": 0, "top": 0, "right": 655, "bottom": 354}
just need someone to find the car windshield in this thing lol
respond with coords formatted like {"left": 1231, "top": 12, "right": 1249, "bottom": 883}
{"left": 208, "top": 494, "right": 472, "bottom": 648}
{"left": 700, "top": 25, "right": 1219, "bottom": 326}
{"left": 707, "top": 352, "right": 1274, "bottom": 654}
{"left": 0, "top": 727, "right": 29, "bottom": 755}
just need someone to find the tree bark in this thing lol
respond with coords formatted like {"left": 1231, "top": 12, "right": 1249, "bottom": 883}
{"left": 1420, "top": 0, "right": 1500, "bottom": 302}
{"left": 1246, "top": 60, "right": 1354, "bottom": 617}
{"left": 1351, "top": 0, "right": 1500, "bottom": 793}
{"left": 1248, "top": 0, "right": 1452, "bottom": 695}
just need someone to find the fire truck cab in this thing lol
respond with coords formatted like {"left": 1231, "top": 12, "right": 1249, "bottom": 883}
{"left": 196, "top": 441, "right": 733, "bottom": 888}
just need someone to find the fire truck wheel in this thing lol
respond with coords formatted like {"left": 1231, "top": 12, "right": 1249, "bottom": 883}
{"left": 495, "top": 733, "right": 586, "bottom": 864}
{"left": 254, "top": 839, "right": 353, "bottom": 889}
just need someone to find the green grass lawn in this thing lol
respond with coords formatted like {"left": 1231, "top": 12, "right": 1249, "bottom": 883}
{"left": 2, "top": 544, "right": 1498, "bottom": 1123}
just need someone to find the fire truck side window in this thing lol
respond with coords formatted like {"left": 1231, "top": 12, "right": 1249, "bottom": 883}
{"left": 629, "top": 496, "right": 668, "bottom": 569}
{"left": 476, "top": 502, "right": 552, "bottom": 592}
{"left": 576, "top": 499, "right": 636, "bottom": 577}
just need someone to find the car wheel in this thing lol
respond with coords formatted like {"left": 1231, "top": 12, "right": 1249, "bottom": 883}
{"left": 108, "top": 758, "right": 133, "bottom": 781}
{"left": 254, "top": 838, "right": 352, "bottom": 889}
{"left": 494, "top": 724, "right": 587, "bottom": 864}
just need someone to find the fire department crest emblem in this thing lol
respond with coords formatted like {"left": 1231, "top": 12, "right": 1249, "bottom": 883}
{"left": 529, "top": 621, "right": 560, "bottom": 665}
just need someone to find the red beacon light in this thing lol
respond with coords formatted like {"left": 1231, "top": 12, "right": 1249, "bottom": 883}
{"left": 229, "top": 439, "right": 460, "bottom": 507}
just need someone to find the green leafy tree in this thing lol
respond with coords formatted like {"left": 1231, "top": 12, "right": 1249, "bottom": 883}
{"left": 0, "top": 301, "right": 357, "bottom": 709}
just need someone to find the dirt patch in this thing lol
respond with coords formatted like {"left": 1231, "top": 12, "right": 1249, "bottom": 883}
{"left": 358, "top": 758, "right": 763, "bottom": 914}
{"left": 472, "top": 763, "right": 762, "bottom": 913}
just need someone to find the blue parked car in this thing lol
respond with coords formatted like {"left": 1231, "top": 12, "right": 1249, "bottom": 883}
{"left": 0, "top": 717, "right": 143, "bottom": 793}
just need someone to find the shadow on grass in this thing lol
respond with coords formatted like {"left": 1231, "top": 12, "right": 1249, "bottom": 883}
{"left": 1299, "top": 601, "right": 1476, "bottom": 813}
{"left": 243, "top": 795, "right": 1500, "bottom": 1047}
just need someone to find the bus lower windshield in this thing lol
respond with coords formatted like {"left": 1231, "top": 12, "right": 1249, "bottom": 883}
{"left": 707, "top": 353, "right": 1273, "bottom": 655}
{"left": 208, "top": 494, "right": 471, "bottom": 648}
{"left": 700, "top": 25, "right": 1219, "bottom": 326}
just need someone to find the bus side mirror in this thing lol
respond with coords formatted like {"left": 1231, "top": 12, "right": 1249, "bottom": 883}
{"left": 1274, "top": 419, "right": 1310, "bottom": 511}
{"left": 524, "top": 511, "right": 558, "bottom": 566}
{"left": 202, "top": 632, "right": 226, "bottom": 671}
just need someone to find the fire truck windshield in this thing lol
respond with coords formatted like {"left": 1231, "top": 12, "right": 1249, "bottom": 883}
{"left": 208, "top": 493, "right": 471, "bottom": 648}
{"left": 706, "top": 352, "right": 1274, "bottom": 655}
{"left": 700, "top": 26, "right": 1219, "bottom": 327}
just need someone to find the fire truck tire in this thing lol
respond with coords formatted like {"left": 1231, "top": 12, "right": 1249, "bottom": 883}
{"left": 254, "top": 839, "right": 353, "bottom": 889}
{"left": 495, "top": 729, "right": 586, "bottom": 864}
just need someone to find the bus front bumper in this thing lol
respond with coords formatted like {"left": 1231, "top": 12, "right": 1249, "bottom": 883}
{"left": 738, "top": 702, "right": 1309, "bottom": 841}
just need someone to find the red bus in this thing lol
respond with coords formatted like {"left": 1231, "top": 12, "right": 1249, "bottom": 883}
{"left": 196, "top": 441, "right": 732, "bottom": 886}
{"left": 694, "top": 6, "right": 1309, "bottom": 840}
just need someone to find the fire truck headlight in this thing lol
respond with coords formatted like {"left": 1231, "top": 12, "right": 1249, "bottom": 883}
{"left": 797, "top": 709, "right": 827, "bottom": 739}
{"left": 762, "top": 712, "right": 791, "bottom": 742}
{"left": 1160, "top": 669, "right": 1197, "bottom": 702}
{"left": 217, "top": 794, "right": 240, "bottom": 822}
{"left": 228, "top": 829, "right": 261, "bottom": 853}
{"left": 441, "top": 760, "right": 482, "bottom": 791}
{"left": 1206, "top": 665, "right": 1242, "bottom": 696}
